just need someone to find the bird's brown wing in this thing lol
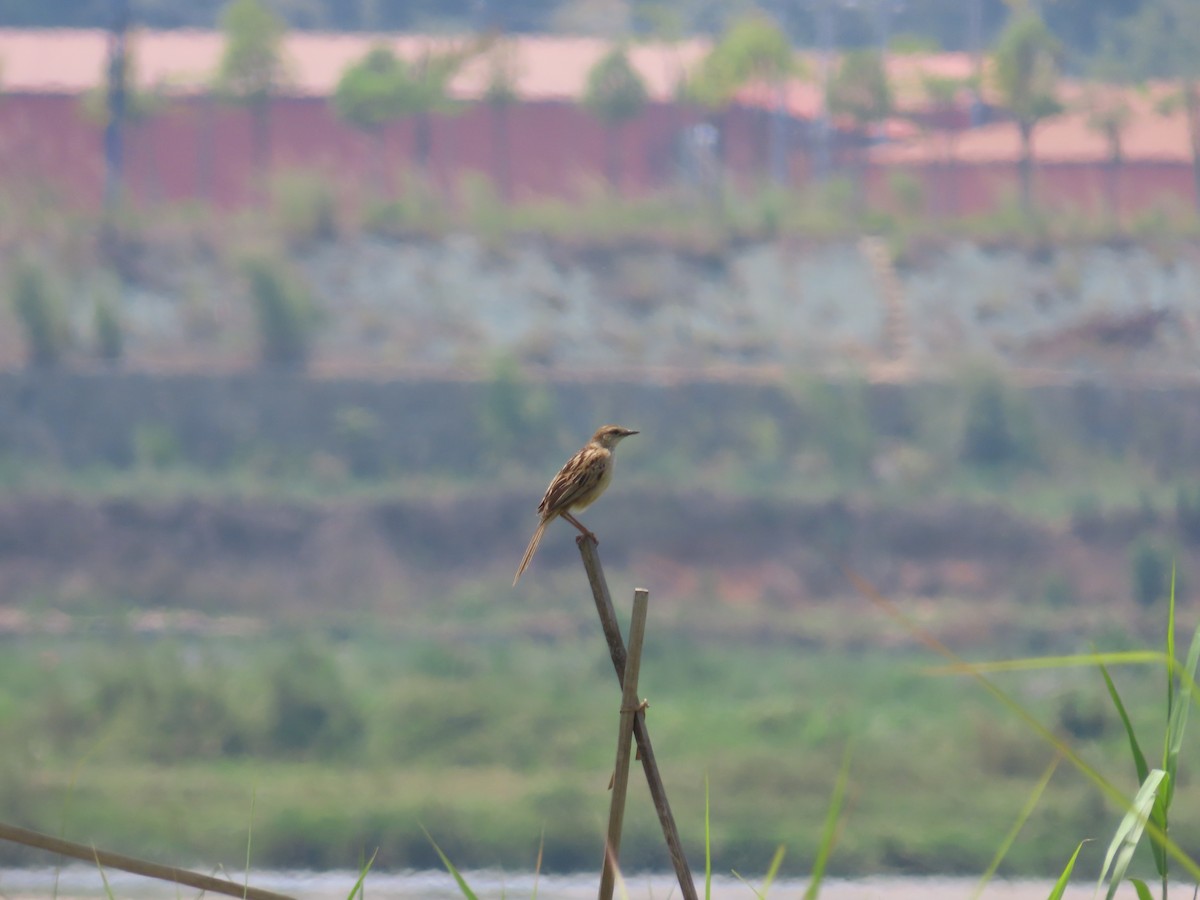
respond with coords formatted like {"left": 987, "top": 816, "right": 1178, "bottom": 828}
{"left": 538, "top": 446, "right": 609, "bottom": 516}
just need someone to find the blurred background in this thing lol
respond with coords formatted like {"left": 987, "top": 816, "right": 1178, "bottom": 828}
{"left": 1, "top": 0, "right": 1199, "bottom": 891}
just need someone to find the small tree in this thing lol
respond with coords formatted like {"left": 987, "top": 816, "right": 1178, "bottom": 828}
{"left": 333, "top": 44, "right": 409, "bottom": 194}
{"left": 827, "top": 49, "right": 893, "bottom": 210}
{"left": 214, "top": 0, "right": 288, "bottom": 183}
{"left": 582, "top": 46, "right": 648, "bottom": 190}
{"left": 992, "top": 10, "right": 1063, "bottom": 215}
{"left": 333, "top": 39, "right": 480, "bottom": 193}
{"left": 482, "top": 40, "right": 520, "bottom": 202}
{"left": 82, "top": 46, "right": 171, "bottom": 202}
{"left": 688, "top": 13, "right": 798, "bottom": 181}
{"left": 404, "top": 40, "right": 482, "bottom": 180}
{"left": 1109, "top": 0, "right": 1200, "bottom": 213}
{"left": 919, "top": 72, "right": 975, "bottom": 216}
{"left": 1079, "top": 85, "right": 1133, "bottom": 223}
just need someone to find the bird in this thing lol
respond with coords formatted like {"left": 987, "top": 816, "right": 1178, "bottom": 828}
{"left": 513, "top": 424, "right": 639, "bottom": 586}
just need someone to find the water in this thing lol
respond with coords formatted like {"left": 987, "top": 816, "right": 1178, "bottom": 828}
{"left": 0, "top": 866, "right": 1155, "bottom": 899}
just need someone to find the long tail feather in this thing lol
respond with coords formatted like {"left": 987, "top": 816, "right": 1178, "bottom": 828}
{"left": 514, "top": 519, "right": 548, "bottom": 586}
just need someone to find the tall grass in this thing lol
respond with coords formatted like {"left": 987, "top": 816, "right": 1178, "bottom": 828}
{"left": 853, "top": 563, "right": 1200, "bottom": 898}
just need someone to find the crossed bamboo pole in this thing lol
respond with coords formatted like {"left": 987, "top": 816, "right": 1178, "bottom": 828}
{"left": 577, "top": 537, "right": 699, "bottom": 900}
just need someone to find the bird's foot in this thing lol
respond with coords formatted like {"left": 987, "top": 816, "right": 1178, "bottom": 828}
{"left": 574, "top": 531, "right": 599, "bottom": 546}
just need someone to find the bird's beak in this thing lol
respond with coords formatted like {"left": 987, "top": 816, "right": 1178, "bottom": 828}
{"left": 626, "top": 430, "right": 639, "bottom": 436}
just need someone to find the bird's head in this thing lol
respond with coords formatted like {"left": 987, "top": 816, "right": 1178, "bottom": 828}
{"left": 592, "top": 424, "right": 638, "bottom": 449}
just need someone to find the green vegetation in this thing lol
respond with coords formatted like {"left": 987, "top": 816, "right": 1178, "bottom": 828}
{"left": 93, "top": 295, "right": 123, "bottom": 364}
{"left": 241, "top": 252, "right": 318, "bottom": 369}
{"left": 959, "top": 371, "right": 1039, "bottom": 468}
{"left": 214, "top": 0, "right": 288, "bottom": 176}
{"left": 2, "top": 609, "right": 1196, "bottom": 877}
{"left": 1131, "top": 539, "right": 1173, "bottom": 609}
{"left": 332, "top": 38, "right": 479, "bottom": 186}
{"left": 992, "top": 10, "right": 1064, "bottom": 214}
{"left": 581, "top": 46, "right": 648, "bottom": 190}
{"left": 827, "top": 49, "right": 892, "bottom": 206}
{"left": 9, "top": 256, "right": 69, "bottom": 368}
{"left": 269, "top": 168, "right": 338, "bottom": 244}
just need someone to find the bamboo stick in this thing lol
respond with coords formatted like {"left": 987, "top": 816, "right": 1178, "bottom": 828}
{"left": 577, "top": 537, "right": 698, "bottom": 900}
{"left": 599, "top": 588, "right": 649, "bottom": 900}
{"left": 0, "top": 822, "right": 295, "bottom": 900}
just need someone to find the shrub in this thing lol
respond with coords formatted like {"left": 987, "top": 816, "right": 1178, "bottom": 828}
{"left": 1041, "top": 572, "right": 1075, "bottom": 609}
{"left": 270, "top": 168, "right": 338, "bottom": 244}
{"left": 334, "top": 405, "right": 384, "bottom": 477}
{"left": 1176, "top": 483, "right": 1200, "bottom": 543}
{"left": 133, "top": 422, "right": 181, "bottom": 469}
{"left": 10, "top": 257, "right": 68, "bottom": 368}
{"left": 888, "top": 170, "right": 926, "bottom": 219}
{"left": 960, "top": 372, "right": 1038, "bottom": 467}
{"left": 795, "top": 376, "right": 877, "bottom": 480}
{"left": 242, "top": 253, "right": 318, "bottom": 369}
{"left": 477, "top": 355, "right": 557, "bottom": 468}
{"left": 262, "top": 642, "right": 365, "bottom": 759}
{"left": 94, "top": 297, "right": 123, "bottom": 363}
{"left": 1130, "top": 537, "right": 1170, "bottom": 608}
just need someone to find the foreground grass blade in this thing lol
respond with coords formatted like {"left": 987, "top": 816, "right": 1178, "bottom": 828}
{"left": 1163, "top": 615, "right": 1200, "bottom": 807}
{"left": 704, "top": 774, "right": 712, "bottom": 900}
{"left": 1099, "top": 661, "right": 1151, "bottom": 785}
{"left": 925, "top": 650, "right": 1163, "bottom": 675}
{"left": 1098, "top": 655, "right": 1171, "bottom": 879}
{"left": 805, "top": 744, "right": 851, "bottom": 900}
{"left": 532, "top": 827, "right": 545, "bottom": 900}
{"left": 847, "top": 570, "right": 1200, "bottom": 884}
{"left": 1045, "top": 840, "right": 1087, "bottom": 900}
{"left": 1096, "top": 768, "right": 1167, "bottom": 900}
{"left": 731, "top": 845, "right": 785, "bottom": 900}
{"left": 761, "top": 845, "right": 786, "bottom": 896}
{"left": 972, "top": 754, "right": 1061, "bottom": 900}
{"left": 344, "top": 849, "right": 377, "bottom": 900}
{"left": 92, "top": 852, "right": 116, "bottom": 900}
{"left": 421, "top": 826, "right": 479, "bottom": 900}
{"left": 1166, "top": 567, "right": 1176, "bottom": 721}
{"left": 1129, "top": 878, "right": 1154, "bottom": 900}
{"left": 245, "top": 787, "right": 257, "bottom": 900}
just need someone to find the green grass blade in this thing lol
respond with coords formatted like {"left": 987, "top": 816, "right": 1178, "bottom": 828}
{"left": 1166, "top": 565, "right": 1176, "bottom": 720}
{"left": 91, "top": 851, "right": 116, "bottom": 900}
{"left": 421, "top": 825, "right": 480, "bottom": 900}
{"left": 704, "top": 773, "right": 712, "bottom": 900}
{"left": 1128, "top": 878, "right": 1154, "bottom": 900}
{"left": 804, "top": 744, "right": 851, "bottom": 900}
{"left": 1147, "top": 791, "right": 1169, "bottom": 879}
{"left": 244, "top": 786, "right": 256, "bottom": 900}
{"left": 1098, "top": 660, "right": 1150, "bottom": 785}
{"left": 1097, "top": 768, "right": 1167, "bottom": 900}
{"left": 1163, "top": 614, "right": 1200, "bottom": 807}
{"left": 344, "top": 848, "right": 378, "bottom": 900}
{"left": 972, "top": 753, "right": 1060, "bottom": 900}
{"left": 760, "top": 844, "right": 786, "bottom": 896}
{"left": 1045, "top": 840, "right": 1087, "bottom": 900}
{"left": 733, "top": 845, "right": 787, "bottom": 900}
{"left": 729, "top": 870, "right": 765, "bottom": 900}
{"left": 926, "top": 650, "right": 1165, "bottom": 676}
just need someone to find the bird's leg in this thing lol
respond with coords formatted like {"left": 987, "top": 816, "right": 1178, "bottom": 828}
{"left": 562, "top": 511, "right": 598, "bottom": 544}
